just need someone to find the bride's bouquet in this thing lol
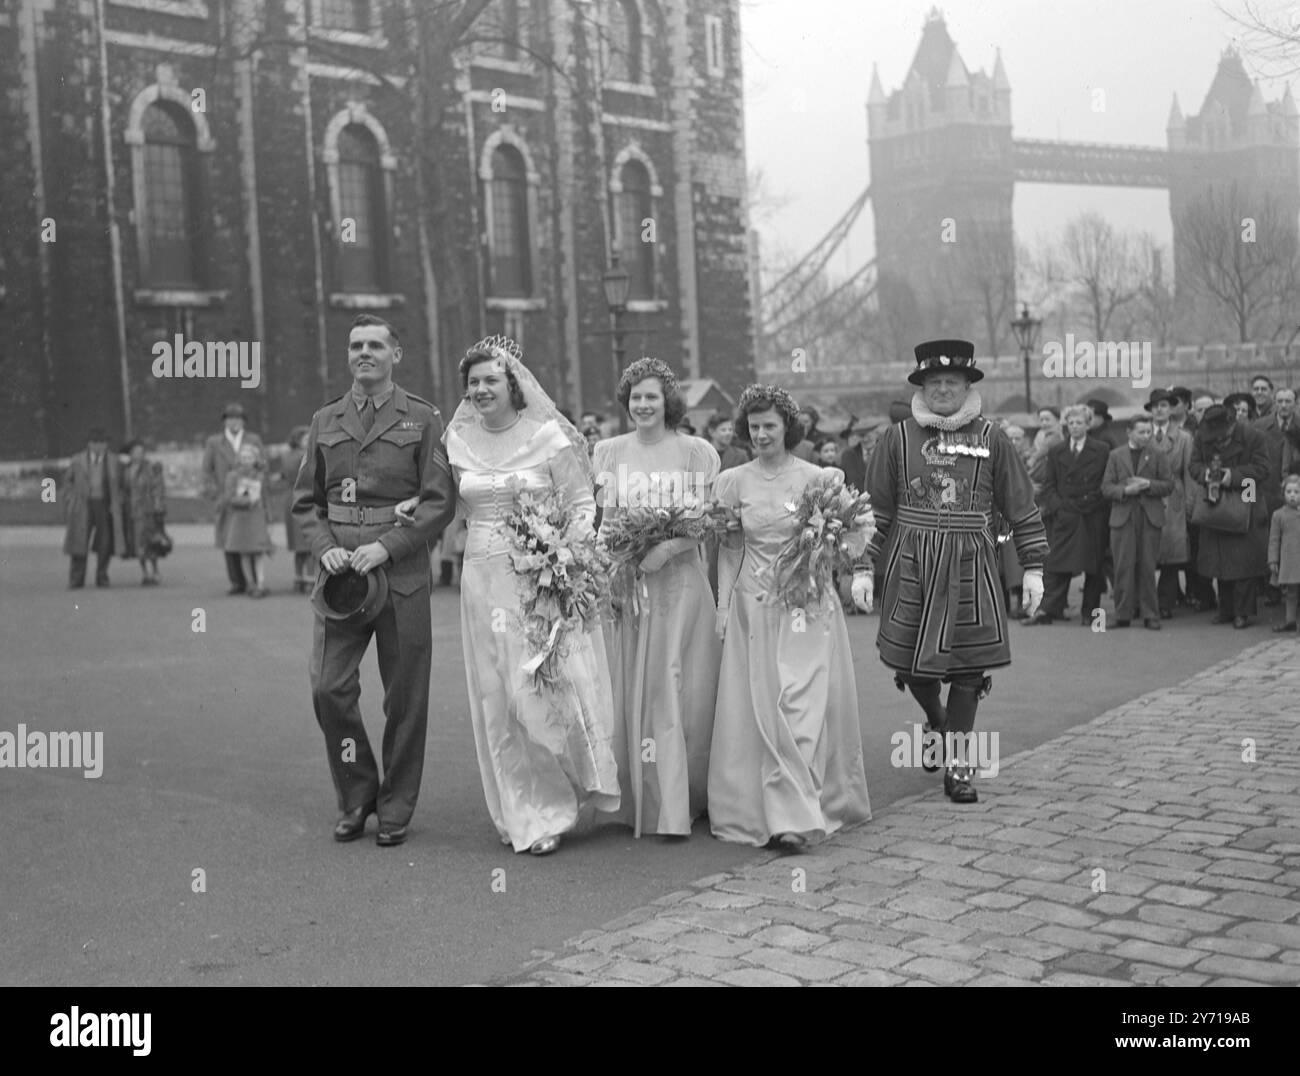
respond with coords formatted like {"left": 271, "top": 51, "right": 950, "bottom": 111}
{"left": 598, "top": 490, "right": 739, "bottom": 615}
{"left": 502, "top": 477, "right": 611, "bottom": 690}
{"left": 769, "top": 470, "right": 875, "bottom": 611}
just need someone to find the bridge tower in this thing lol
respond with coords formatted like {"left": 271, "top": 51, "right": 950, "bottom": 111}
{"left": 867, "top": 8, "right": 1016, "bottom": 355}
{"left": 1167, "top": 48, "right": 1299, "bottom": 311}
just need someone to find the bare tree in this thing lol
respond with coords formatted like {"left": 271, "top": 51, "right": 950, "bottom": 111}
{"left": 1215, "top": 0, "right": 1300, "bottom": 78}
{"left": 1131, "top": 234, "right": 1178, "bottom": 347}
{"left": 946, "top": 219, "right": 1016, "bottom": 357}
{"left": 1177, "top": 179, "right": 1299, "bottom": 342}
{"left": 1060, "top": 211, "right": 1143, "bottom": 341}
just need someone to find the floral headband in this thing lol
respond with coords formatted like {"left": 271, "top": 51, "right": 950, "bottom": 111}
{"left": 737, "top": 383, "right": 799, "bottom": 420}
{"left": 618, "top": 356, "right": 678, "bottom": 399}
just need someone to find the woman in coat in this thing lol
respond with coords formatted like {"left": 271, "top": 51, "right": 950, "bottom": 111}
{"left": 1190, "top": 405, "right": 1271, "bottom": 628}
{"left": 121, "top": 439, "right": 167, "bottom": 585}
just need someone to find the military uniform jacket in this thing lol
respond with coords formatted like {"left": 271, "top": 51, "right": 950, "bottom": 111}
{"left": 291, "top": 385, "right": 455, "bottom": 594}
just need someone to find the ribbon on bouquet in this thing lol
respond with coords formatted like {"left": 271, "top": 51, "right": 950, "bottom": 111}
{"left": 520, "top": 618, "right": 565, "bottom": 678}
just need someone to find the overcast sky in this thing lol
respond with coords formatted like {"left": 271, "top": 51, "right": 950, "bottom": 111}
{"left": 740, "top": 0, "right": 1296, "bottom": 278}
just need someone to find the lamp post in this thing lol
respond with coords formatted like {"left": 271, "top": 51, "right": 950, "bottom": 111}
{"left": 602, "top": 250, "right": 631, "bottom": 432}
{"left": 1010, "top": 302, "right": 1042, "bottom": 413}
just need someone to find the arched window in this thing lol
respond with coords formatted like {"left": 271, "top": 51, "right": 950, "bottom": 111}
{"left": 140, "top": 103, "right": 201, "bottom": 287}
{"left": 618, "top": 159, "right": 654, "bottom": 300}
{"left": 607, "top": 0, "right": 642, "bottom": 83}
{"left": 336, "top": 124, "right": 387, "bottom": 292}
{"left": 487, "top": 145, "right": 532, "bottom": 297}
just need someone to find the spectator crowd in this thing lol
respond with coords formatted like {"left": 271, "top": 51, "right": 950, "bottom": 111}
{"left": 58, "top": 375, "right": 1300, "bottom": 635}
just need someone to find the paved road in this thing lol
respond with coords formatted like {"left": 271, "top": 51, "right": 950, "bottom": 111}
{"left": 501, "top": 640, "right": 1300, "bottom": 986}
{"left": 0, "top": 526, "right": 1282, "bottom": 985}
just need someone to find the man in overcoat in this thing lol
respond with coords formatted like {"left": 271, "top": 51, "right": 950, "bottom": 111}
{"left": 1144, "top": 389, "right": 1195, "bottom": 617}
{"left": 1024, "top": 404, "right": 1110, "bottom": 625}
{"left": 201, "top": 403, "right": 263, "bottom": 594}
{"left": 63, "top": 428, "right": 126, "bottom": 588}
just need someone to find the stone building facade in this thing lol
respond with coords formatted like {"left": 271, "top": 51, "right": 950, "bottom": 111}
{"left": 0, "top": 0, "right": 754, "bottom": 459}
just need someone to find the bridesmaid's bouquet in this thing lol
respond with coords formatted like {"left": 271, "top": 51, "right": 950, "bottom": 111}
{"left": 769, "top": 470, "right": 875, "bottom": 611}
{"left": 599, "top": 494, "right": 739, "bottom": 615}
{"left": 502, "top": 477, "right": 611, "bottom": 691}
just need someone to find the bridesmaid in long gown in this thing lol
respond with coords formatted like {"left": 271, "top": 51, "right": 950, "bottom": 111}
{"left": 710, "top": 384, "right": 872, "bottom": 849}
{"left": 444, "top": 337, "right": 621, "bottom": 855}
{"left": 593, "top": 358, "right": 722, "bottom": 837}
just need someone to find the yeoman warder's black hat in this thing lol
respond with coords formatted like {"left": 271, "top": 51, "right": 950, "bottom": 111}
{"left": 909, "top": 339, "right": 982, "bottom": 386}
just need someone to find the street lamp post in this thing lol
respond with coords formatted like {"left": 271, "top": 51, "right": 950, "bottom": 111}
{"left": 1010, "top": 302, "right": 1043, "bottom": 413}
{"left": 602, "top": 250, "right": 631, "bottom": 433}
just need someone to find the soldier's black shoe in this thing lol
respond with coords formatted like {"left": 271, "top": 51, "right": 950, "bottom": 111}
{"left": 1021, "top": 611, "right": 1054, "bottom": 625}
{"left": 228, "top": 585, "right": 248, "bottom": 596}
{"left": 333, "top": 800, "right": 376, "bottom": 842}
{"left": 377, "top": 822, "right": 410, "bottom": 847}
{"left": 943, "top": 765, "right": 978, "bottom": 804}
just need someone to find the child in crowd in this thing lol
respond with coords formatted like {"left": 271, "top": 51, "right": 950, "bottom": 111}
{"left": 223, "top": 443, "right": 273, "bottom": 598}
{"left": 1268, "top": 474, "right": 1300, "bottom": 633}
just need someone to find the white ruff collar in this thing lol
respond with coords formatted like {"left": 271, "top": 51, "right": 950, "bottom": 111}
{"left": 911, "top": 390, "right": 983, "bottom": 431}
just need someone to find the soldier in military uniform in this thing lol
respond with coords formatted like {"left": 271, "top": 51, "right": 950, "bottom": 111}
{"left": 292, "top": 314, "right": 455, "bottom": 846}
{"left": 857, "top": 340, "right": 1049, "bottom": 803}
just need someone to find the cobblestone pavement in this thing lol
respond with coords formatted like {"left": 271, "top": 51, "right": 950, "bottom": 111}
{"left": 491, "top": 640, "right": 1300, "bottom": 986}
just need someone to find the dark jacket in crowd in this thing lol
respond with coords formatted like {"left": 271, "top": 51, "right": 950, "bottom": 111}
{"left": 1189, "top": 420, "right": 1271, "bottom": 581}
{"left": 1090, "top": 419, "right": 1127, "bottom": 452}
{"left": 1253, "top": 410, "right": 1298, "bottom": 510}
{"left": 1038, "top": 436, "right": 1111, "bottom": 575}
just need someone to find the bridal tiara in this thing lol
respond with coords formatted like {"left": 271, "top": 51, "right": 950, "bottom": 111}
{"left": 468, "top": 334, "right": 524, "bottom": 365}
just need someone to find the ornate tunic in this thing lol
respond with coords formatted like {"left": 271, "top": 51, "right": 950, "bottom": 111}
{"left": 867, "top": 410, "right": 1048, "bottom": 678}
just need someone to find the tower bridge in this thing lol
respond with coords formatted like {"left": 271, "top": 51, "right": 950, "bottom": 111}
{"left": 760, "top": 7, "right": 1300, "bottom": 368}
